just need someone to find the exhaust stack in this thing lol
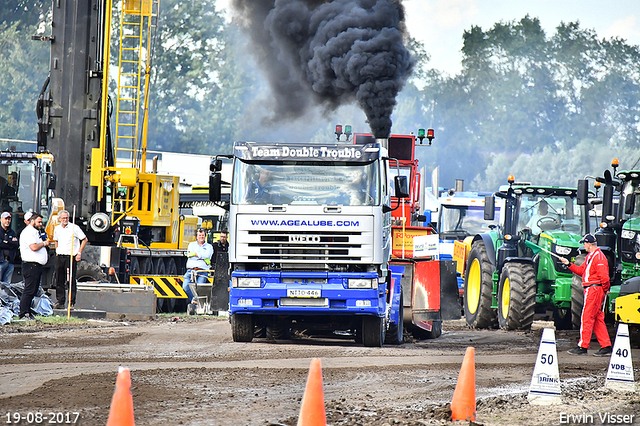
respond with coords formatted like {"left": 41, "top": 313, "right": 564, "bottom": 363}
{"left": 376, "top": 138, "right": 388, "bottom": 151}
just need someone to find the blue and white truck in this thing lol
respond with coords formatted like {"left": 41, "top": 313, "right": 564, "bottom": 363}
{"left": 209, "top": 136, "right": 458, "bottom": 346}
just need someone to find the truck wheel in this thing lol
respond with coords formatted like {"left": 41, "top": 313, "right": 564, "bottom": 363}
{"left": 464, "top": 241, "right": 497, "bottom": 328}
{"left": 129, "top": 258, "right": 141, "bottom": 276}
{"left": 412, "top": 321, "right": 443, "bottom": 339}
{"left": 362, "top": 316, "right": 385, "bottom": 347}
{"left": 231, "top": 314, "right": 254, "bottom": 342}
{"left": 385, "top": 288, "right": 404, "bottom": 345}
{"left": 497, "top": 262, "right": 536, "bottom": 330}
{"left": 571, "top": 274, "right": 584, "bottom": 330}
{"left": 166, "top": 258, "right": 177, "bottom": 275}
{"left": 76, "top": 261, "right": 108, "bottom": 282}
{"left": 153, "top": 257, "right": 166, "bottom": 275}
{"left": 266, "top": 318, "right": 291, "bottom": 340}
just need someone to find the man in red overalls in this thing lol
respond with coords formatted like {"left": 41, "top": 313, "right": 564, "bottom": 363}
{"left": 560, "top": 234, "right": 612, "bottom": 356}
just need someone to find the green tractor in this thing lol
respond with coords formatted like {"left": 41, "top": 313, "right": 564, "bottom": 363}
{"left": 463, "top": 177, "right": 589, "bottom": 330}
{"left": 579, "top": 165, "right": 640, "bottom": 341}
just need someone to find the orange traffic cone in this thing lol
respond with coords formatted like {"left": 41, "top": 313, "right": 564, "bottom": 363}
{"left": 297, "top": 358, "right": 326, "bottom": 426}
{"left": 106, "top": 366, "right": 135, "bottom": 426}
{"left": 450, "top": 347, "right": 476, "bottom": 421}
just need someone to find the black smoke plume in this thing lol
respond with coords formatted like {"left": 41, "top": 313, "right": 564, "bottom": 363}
{"left": 231, "top": 0, "right": 414, "bottom": 138}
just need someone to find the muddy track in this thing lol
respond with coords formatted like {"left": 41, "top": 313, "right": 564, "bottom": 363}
{"left": 1, "top": 318, "right": 638, "bottom": 425}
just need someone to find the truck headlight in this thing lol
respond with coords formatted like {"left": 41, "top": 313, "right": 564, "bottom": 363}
{"left": 555, "top": 246, "right": 571, "bottom": 255}
{"left": 232, "top": 277, "right": 261, "bottom": 288}
{"left": 621, "top": 229, "right": 636, "bottom": 239}
{"left": 348, "top": 278, "right": 376, "bottom": 289}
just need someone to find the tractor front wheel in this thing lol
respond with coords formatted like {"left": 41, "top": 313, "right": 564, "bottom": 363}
{"left": 497, "top": 262, "right": 536, "bottom": 330}
{"left": 464, "top": 241, "right": 497, "bottom": 328}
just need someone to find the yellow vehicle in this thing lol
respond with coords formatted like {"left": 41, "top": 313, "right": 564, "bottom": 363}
{"left": 37, "top": 0, "right": 197, "bottom": 311}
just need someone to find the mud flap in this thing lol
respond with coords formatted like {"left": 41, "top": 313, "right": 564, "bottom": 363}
{"left": 210, "top": 252, "right": 230, "bottom": 311}
{"left": 411, "top": 260, "right": 461, "bottom": 322}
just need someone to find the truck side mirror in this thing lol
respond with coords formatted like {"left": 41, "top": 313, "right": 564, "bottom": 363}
{"left": 394, "top": 176, "right": 409, "bottom": 199}
{"left": 209, "top": 173, "right": 221, "bottom": 202}
{"left": 47, "top": 174, "right": 56, "bottom": 190}
{"left": 210, "top": 159, "right": 222, "bottom": 172}
{"left": 625, "top": 193, "right": 635, "bottom": 215}
{"left": 418, "top": 210, "right": 431, "bottom": 225}
{"left": 484, "top": 196, "right": 495, "bottom": 220}
{"left": 577, "top": 180, "right": 588, "bottom": 205}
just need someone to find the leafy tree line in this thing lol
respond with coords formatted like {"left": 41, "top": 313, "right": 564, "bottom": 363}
{"left": 408, "top": 16, "right": 640, "bottom": 190}
{"left": 2, "top": 4, "right": 640, "bottom": 193}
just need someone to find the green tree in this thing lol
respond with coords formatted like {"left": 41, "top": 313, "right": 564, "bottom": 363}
{"left": 0, "top": 21, "right": 49, "bottom": 147}
{"left": 416, "top": 16, "right": 640, "bottom": 191}
{"left": 145, "top": 0, "right": 250, "bottom": 155}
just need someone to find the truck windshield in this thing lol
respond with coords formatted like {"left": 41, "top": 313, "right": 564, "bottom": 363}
{"left": 518, "top": 194, "right": 584, "bottom": 235}
{"left": 233, "top": 160, "right": 380, "bottom": 206}
{"left": 440, "top": 205, "right": 499, "bottom": 239}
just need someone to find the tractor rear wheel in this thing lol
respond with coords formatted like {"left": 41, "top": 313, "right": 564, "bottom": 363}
{"left": 570, "top": 254, "right": 586, "bottom": 330}
{"left": 497, "top": 262, "right": 536, "bottom": 330}
{"left": 464, "top": 241, "right": 497, "bottom": 328}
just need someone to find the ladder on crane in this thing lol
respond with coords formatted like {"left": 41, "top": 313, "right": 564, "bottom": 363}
{"left": 112, "top": 0, "right": 159, "bottom": 226}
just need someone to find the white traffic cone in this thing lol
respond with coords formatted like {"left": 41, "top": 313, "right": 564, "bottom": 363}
{"left": 528, "top": 328, "right": 561, "bottom": 405}
{"left": 605, "top": 323, "right": 636, "bottom": 392}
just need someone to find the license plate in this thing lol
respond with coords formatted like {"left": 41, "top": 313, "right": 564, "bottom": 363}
{"left": 287, "top": 289, "right": 321, "bottom": 298}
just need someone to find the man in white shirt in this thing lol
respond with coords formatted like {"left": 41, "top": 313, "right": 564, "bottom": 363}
{"left": 182, "top": 228, "right": 213, "bottom": 304}
{"left": 18, "top": 213, "right": 50, "bottom": 319}
{"left": 53, "top": 210, "right": 87, "bottom": 309}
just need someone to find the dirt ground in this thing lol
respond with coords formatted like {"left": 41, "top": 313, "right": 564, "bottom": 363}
{"left": 1, "top": 316, "right": 638, "bottom": 426}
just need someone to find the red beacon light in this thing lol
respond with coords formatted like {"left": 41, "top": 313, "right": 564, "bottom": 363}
{"left": 335, "top": 125, "right": 343, "bottom": 141}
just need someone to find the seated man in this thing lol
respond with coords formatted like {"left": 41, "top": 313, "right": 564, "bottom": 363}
{"left": 182, "top": 228, "right": 213, "bottom": 304}
{"left": 526, "top": 199, "right": 560, "bottom": 236}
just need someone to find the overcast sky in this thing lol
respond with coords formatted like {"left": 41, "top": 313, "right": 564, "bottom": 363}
{"left": 218, "top": 0, "right": 640, "bottom": 76}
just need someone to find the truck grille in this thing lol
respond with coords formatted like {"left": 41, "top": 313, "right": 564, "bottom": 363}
{"left": 238, "top": 230, "right": 372, "bottom": 263}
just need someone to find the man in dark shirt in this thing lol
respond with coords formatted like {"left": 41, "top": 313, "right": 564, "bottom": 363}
{"left": 213, "top": 232, "right": 229, "bottom": 260}
{"left": 0, "top": 212, "right": 18, "bottom": 283}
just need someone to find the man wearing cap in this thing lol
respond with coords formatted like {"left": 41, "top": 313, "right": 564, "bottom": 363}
{"left": 18, "top": 213, "right": 50, "bottom": 319}
{"left": 52, "top": 210, "right": 87, "bottom": 309}
{"left": 0, "top": 212, "right": 18, "bottom": 283}
{"left": 560, "top": 234, "right": 612, "bottom": 356}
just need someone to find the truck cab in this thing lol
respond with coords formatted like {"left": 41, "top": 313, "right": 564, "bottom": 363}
{"left": 213, "top": 141, "right": 401, "bottom": 346}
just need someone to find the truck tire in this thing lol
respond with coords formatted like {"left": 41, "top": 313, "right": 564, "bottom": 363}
{"left": 412, "top": 321, "right": 443, "bottom": 339}
{"left": 266, "top": 318, "right": 291, "bottom": 340}
{"left": 464, "top": 241, "right": 497, "bottom": 328}
{"left": 153, "top": 257, "right": 166, "bottom": 275}
{"left": 497, "top": 262, "right": 536, "bottom": 330}
{"left": 76, "top": 261, "right": 108, "bottom": 282}
{"left": 385, "top": 288, "right": 404, "bottom": 345}
{"left": 362, "top": 316, "right": 385, "bottom": 347}
{"left": 231, "top": 314, "right": 254, "bottom": 342}
{"left": 166, "top": 258, "right": 178, "bottom": 275}
{"left": 570, "top": 254, "right": 586, "bottom": 330}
